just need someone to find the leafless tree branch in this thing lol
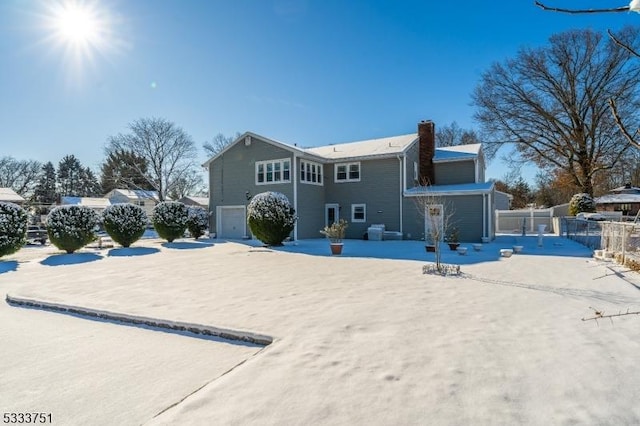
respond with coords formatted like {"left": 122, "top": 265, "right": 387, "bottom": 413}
{"left": 582, "top": 306, "right": 640, "bottom": 324}
{"left": 534, "top": 1, "right": 629, "bottom": 14}
{"left": 607, "top": 28, "right": 640, "bottom": 58}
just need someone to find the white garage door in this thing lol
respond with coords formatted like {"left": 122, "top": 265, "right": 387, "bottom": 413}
{"left": 219, "top": 207, "right": 246, "bottom": 239}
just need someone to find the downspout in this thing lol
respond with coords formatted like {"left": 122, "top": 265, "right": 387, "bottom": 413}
{"left": 293, "top": 154, "right": 298, "bottom": 241}
{"left": 488, "top": 190, "right": 493, "bottom": 239}
{"left": 482, "top": 193, "right": 487, "bottom": 241}
{"left": 398, "top": 155, "right": 404, "bottom": 235}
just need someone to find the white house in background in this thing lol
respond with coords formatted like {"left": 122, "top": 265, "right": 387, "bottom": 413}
{"left": 177, "top": 196, "right": 209, "bottom": 209}
{"left": 60, "top": 197, "right": 112, "bottom": 214}
{"left": 0, "top": 188, "right": 25, "bottom": 206}
{"left": 104, "top": 189, "right": 165, "bottom": 219}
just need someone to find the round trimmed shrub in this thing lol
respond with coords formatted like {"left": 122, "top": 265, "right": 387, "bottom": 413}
{"left": 152, "top": 201, "right": 188, "bottom": 242}
{"left": 186, "top": 206, "right": 208, "bottom": 239}
{"left": 102, "top": 203, "right": 148, "bottom": 247}
{"left": 46, "top": 205, "right": 99, "bottom": 253}
{"left": 569, "top": 193, "right": 596, "bottom": 216}
{"left": 0, "top": 202, "right": 28, "bottom": 258}
{"left": 247, "top": 191, "right": 296, "bottom": 246}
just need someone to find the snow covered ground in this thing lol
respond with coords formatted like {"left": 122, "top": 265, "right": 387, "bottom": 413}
{"left": 2, "top": 235, "right": 640, "bottom": 425}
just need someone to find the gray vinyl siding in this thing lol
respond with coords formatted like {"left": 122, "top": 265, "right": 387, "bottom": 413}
{"left": 295, "top": 158, "right": 326, "bottom": 239}
{"left": 404, "top": 142, "right": 420, "bottom": 188}
{"left": 403, "top": 194, "right": 487, "bottom": 243}
{"left": 209, "top": 138, "right": 294, "bottom": 236}
{"left": 434, "top": 160, "right": 476, "bottom": 185}
{"left": 324, "top": 157, "right": 402, "bottom": 239}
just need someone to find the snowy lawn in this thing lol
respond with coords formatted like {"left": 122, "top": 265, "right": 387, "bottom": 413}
{"left": 3, "top": 235, "right": 640, "bottom": 425}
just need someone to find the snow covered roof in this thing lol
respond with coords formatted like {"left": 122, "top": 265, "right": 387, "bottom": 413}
{"left": 0, "top": 187, "right": 25, "bottom": 203}
{"left": 304, "top": 134, "right": 417, "bottom": 160}
{"left": 404, "top": 181, "right": 494, "bottom": 196}
{"left": 434, "top": 144, "right": 482, "bottom": 162}
{"left": 108, "top": 189, "right": 163, "bottom": 201}
{"left": 61, "top": 197, "right": 112, "bottom": 209}
{"left": 595, "top": 193, "right": 640, "bottom": 204}
{"left": 179, "top": 196, "right": 209, "bottom": 206}
{"left": 609, "top": 185, "right": 640, "bottom": 194}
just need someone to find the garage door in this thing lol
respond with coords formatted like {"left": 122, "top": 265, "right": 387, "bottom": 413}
{"left": 219, "top": 207, "right": 246, "bottom": 239}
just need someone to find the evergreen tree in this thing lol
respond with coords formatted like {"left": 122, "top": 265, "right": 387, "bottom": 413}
{"left": 99, "top": 149, "right": 152, "bottom": 194}
{"left": 79, "top": 167, "right": 101, "bottom": 196}
{"left": 57, "top": 155, "right": 83, "bottom": 196}
{"left": 31, "top": 162, "right": 57, "bottom": 206}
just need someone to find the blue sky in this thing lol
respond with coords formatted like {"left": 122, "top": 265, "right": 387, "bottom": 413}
{"left": 1, "top": 1, "right": 638, "bottom": 184}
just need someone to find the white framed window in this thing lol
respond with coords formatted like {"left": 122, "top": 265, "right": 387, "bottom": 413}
{"left": 335, "top": 162, "right": 360, "bottom": 182}
{"left": 413, "top": 161, "right": 418, "bottom": 182}
{"left": 300, "top": 160, "right": 323, "bottom": 185}
{"left": 351, "top": 204, "right": 366, "bottom": 222}
{"left": 256, "top": 158, "right": 291, "bottom": 185}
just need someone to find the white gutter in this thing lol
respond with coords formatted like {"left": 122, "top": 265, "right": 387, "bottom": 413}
{"left": 482, "top": 193, "right": 487, "bottom": 240}
{"left": 488, "top": 189, "right": 493, "bottom": 238}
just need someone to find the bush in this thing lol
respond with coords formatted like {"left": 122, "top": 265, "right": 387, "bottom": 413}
{"left": 569, "top": 193, "right": 596, "bottom": 216}
{"left": 0, "top": 202, "right": 28, "bottom": 258}
{"left": 152, "top": 201, "right": 188, "bottom": 242}
{"left": 46, "top": 205, "right": 99, "bottom": 253}
{"left": 186, "top": 206, "right": 209, "bottom": 239}
{"left": 102, "top": 203, "right": 148, "bottom": 247}
{"left": 247, "top": 192, "right": 296, "bottom": 246}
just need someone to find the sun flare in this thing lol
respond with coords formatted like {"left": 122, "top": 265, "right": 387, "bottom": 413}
{"left": 40, "top": 0, "right": 121, "bottom": 82}
{"left": 54, "top": 4, "right": 97, "bottom": 44}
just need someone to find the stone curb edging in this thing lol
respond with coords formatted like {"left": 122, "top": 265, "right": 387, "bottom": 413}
{"left": 5, "top": 294, "right": 273, "bottom": 346}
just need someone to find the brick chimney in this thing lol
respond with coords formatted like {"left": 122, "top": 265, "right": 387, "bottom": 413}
{"left": 418, "top": 120, "right": 435, "bottom": 185}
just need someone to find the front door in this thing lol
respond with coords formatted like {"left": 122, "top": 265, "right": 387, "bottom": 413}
{"left": 325, "top": 203, "right": 339, "bottom": 227}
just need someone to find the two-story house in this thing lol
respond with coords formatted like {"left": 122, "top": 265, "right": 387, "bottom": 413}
{"left": 204, "top": 120, "right": 498, "bottom": 243}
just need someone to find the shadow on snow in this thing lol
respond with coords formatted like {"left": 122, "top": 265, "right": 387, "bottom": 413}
{"left": 161, "top": 240, "right": 215, "bottom": 250}
{"left": 0, "top": 260, "right": 18, "bottom": 274}
{"left": 107, "top": 247, "right": 161, "bottom": 257}
{"left": 40, "top": 252, "right": 103, "bottom": 267}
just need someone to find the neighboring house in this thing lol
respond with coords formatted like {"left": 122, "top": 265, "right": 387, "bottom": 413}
{"left": 204, "top": 120, "right": 498, "bottom": 243}
{"left": 595, "top": 184, "right": 640, "bottom": 217}
{"left": 495, "top": 191, "right": 513, "bottom": 210}
{"left": 104, "top": 189, "right": 164, "bottom": 219}
{"left": 60, "top": 197, "right": 112, "bottom": 214}
{"left": 0, "top": 188, "right": 25, "bottom": 206}
{"left": 178, "top": 196, "right": 209, "bottom": 209}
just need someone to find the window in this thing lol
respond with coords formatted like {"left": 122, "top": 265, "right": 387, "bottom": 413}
{"left": 301, "top": 160, "right": 323, "bottom": 185}
{"left": 256, "top": 159, "right": 291, "bottom": 185}
{"left": 335, "top": 162, "right": 360, "bottom": 182}
{"left": 134, "top": 200, "right": 145, "bottom": 207}
{"left": 414, "top": 161, "right": 418, "bottom": 182}
{"left": 351, "top": 204, "right": 366, "bottom": 222}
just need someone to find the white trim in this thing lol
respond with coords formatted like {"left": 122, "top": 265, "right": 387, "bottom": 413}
{"left": 399, "top": 155, "right": 404, "bottom": 235}
{"left": 216, "top": 205, "right": 247, "bottom": 239}
{"left": 255, "top": 158, "right": 291, "bottom": 185}
{"left": 334, "top": 161, "right": 361, "bottom": 183}
{"left": 293, "top": 154, "right": 298, "bottom": 241}
{"left": 325, "top": 203, "right": 339, "bottom": 227}
{"left": 300, "top": 159, "right": 324, "bottom": 185}
{"left": 351, "top": 204, "right": 366, "bottom": 223}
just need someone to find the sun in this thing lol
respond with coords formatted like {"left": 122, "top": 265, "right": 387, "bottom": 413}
{"left": 39, "top": 0, "right": 121, "bottom": 82}
{"left": 54, "top": 4, "right": 98, "bottom": 44}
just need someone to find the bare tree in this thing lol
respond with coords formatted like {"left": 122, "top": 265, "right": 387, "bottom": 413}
{"left": 413, "top": 186, "right": 456, "bottom": 273}
{"left": 473, "top": 27, "right": 640, "bottom": 196}
{"left": 203, "top": 132, "right": 241, "bottom": 158}
{"left": 435, "top": 122, "right": 481, "bottom": 147}
{"left": 106, "top": 117, "right": 198, "bottom": 201}
{"left": 167, "top": 168, "right": 205, "bottom": 200}
{"left": 535, "top": 2, "right": 640, "bottom": 150}
{"left": 0, "top": 156, "right": 41, "bottom": 196}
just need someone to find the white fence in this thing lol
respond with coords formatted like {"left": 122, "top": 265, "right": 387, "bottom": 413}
{"left": 495, "top": 208, "right": 555, "bottom": 234}
{"left": 599, "top": 222, "right": 640, "bottom": 266}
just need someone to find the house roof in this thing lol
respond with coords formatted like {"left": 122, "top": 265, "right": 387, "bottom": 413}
{"left": 203, "top": 131, "right": 482, "bottom": 166}
{"left": 0, "top": 187, "right": 25, "bottom": 203}
{"left": 595, "top": 193, "right": 640, "bottom": 204}
{"left": 433, "top": 144, "right": 482, "bottom": 162}
{"left": 304, "top": 134, "right": 417, "bottom": 160}
{"left": 107, "top": 189, "right": 163, "bottom": 201}
{"left": 609, "top": 185, "right": 640, "bottom": 194}
{"left": 178, "top": 196, "right": 209, "bottom": 206}
{"left": 404, "top": 181, "right": 494, "bottom": 196}
{"left": 61, "top": 197, "right": 112, "bottom": 208}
